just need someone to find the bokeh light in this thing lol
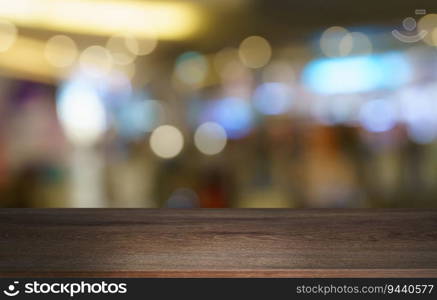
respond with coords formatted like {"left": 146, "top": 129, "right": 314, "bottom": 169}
{"left": 106, "top": 34, "right": 137, "bottom": 66}
{"left": 359, "top": 99, "right": 397, "bottom": 133}
{"left": 238, "top": 36, "right": 272, "bottom": 69}
{"left": 319, "top": 28, "right": 372, "bottom": 57}
{"left": 166, "top": 188, "right": 199, "bottom": 208}
{"left": 262, "top": 60, "right": 295, "bottom": 84}
{"left": 213, "top": 47, "right": 240, "bottom": 76}
{"left": 126, "top": 36, "right": 158, "bottom": 56}
{"left": 0, "top": 19, "right": 17, "bottom": 52}
{"left": 400, "top": 88, "right": 437, "bottom": 144}
{"left": 175, "top": 51, "right": 208, "bottom": 87}
{"left": 320, "top": 26, "right": 351, "bottom": 57}
{"left": 44, "top": 35, "right": 78, "bottom": 68}
{"left": 113, "top": 62, "right": 136, "bottom": 81}
{"left": 343, "top": 32, "right": 373, "bottom": 56}
{"left": 150, "top": 125, "right": 184, "bottom": 159}
{"left": 312, "top": 95, "right": 361, "bottom": 126}
{"left": 99, "top": 71, "right": 133, "bottom": 107}
{"left": 117, "top": 99, "right": 163, "bottom": 139}
{"left": 202, "top": 97, "right": 254, "bottom": 139}
{"left": 79, "top": 45, "right": 114, "bottom": 77}
{"left": 57, "top": 76, "right": 107, "bottom": 146}
{"left": 303, "top": 53, "right": 411, "bottom": 94}
{"left": 253, "top": 82, "right": 293, "bottom": 115}
{"left": 0, "top": 0, "right": 202, "bottom": 40}
{"left": 194, "top": 122, "right": 227, "bottom": 155}
{"left": 3, "top": 1, "right": 437, "bottom": 210}
{"left": 417, "top": 14, "right": 437, "bottom": 46}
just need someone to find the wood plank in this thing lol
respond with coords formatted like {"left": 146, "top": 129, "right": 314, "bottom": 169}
{"left": 0, "top": 209, "right": 436, "bottom": 277}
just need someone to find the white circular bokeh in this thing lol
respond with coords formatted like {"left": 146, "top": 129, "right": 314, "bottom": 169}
{"left": 194, "top": 122, "right": 227, "bottom": 155}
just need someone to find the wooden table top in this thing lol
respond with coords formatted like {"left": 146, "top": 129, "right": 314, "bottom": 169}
{"left": 0, "top": 209, "right": 436, "bottom": 278}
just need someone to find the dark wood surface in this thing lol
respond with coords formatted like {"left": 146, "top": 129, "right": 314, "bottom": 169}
{"left": 0, "top": 209, "right": 436, "bottom": 278}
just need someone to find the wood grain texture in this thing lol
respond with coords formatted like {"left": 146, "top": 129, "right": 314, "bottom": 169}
{"left": 0, "top": 209, "right": 436, "bottom": 278}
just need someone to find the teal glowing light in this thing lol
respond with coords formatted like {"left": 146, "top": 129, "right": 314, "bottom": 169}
{"left": 303, "top": 53, "right": 411, "bottom": 94}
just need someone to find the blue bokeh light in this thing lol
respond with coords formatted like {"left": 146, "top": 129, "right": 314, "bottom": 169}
{"left": 400, "top": 89, "right": 437, "bottom": 144}
{"left": 359, "top": 99, "right": 397, "bottom": 133}
{"left": 253, "top": 82, "right": 293, "bottom": 115}
{"left": 201, "top": 97, "right": 254, "bottom": 139}
{"left": 117, "top": 99, "right": 162, "bottom": 139}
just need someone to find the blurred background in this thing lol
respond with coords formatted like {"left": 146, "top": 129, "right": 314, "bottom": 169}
{"left": 1, "top": 0, "right": 437, "bottom": 208}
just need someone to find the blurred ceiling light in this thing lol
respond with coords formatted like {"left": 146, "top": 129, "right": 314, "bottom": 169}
{"left": 239, "top": 36, "right": 272, "bottom": 69}
{"left": 303, "top": 53, "right": 411, "bottom": 95}
{"left": 0, "top": 19, "right": 17, "bottom": 52}
{"left": 150, "top": 125, "right": 184, "bottom": 159}
{"left": 320, "top": 26, "right": 352, "bottom": 57}
{"left": 0, "top": 0, "right": 202, "bottom": 40}
{"left": 194, "top": 122, "right": 227, "bottom": 155}
{"left": 57, "top": 76, "right": 107, "bottom": 146}
{"left": 0, "top": 35, "right": 56, "bottom": 82}
{"left": 79, "top": 45, "right": 113, "bottom": 78}
{"left": 201, "top": 0, "right": 249, "bottom": 10}
{"left": 175, "top": 51, "right": 208, "bottom": 87}
{"left": 44, "top": 35, "right": 78, "bottom": 68}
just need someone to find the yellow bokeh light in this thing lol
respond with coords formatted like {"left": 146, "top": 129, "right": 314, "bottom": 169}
{"left": 339, "top": 32, "right": 372, "bottom": 56}
{"left": 0, "top": 19, "right": 17, "bottom": 52}
{"left": 45, "top": 35, "right": 78, "bottom": 68}
{"left": 320, "top": 26, "right": 351, "bottom": 57}
{"left": 106, "top": 33, "right": 157, "bottom": 66}
{"left": 418, "top": 14, "right": 437, "bottom": 46}
{"left": 106, "top": 34, "right": 137, "bottom": 66}
{"left": 126, "top": 36, "right": 158, "bottom": 56}
{"left": 415, "top": 13, "right": 437, "bottom": 47}
{"left": 79, "top": 45, "right": 114, "bottom": 77}
{"left": 213, "top": 47, "right": 240, "bottom": 75}
{"left": 114, "top": 63, "right": 136, "bottom": 81}
{"left": 238, "top": 36, "right": 272, "bottom": 69}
